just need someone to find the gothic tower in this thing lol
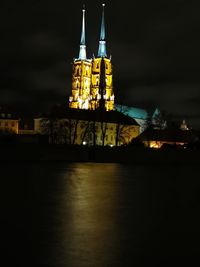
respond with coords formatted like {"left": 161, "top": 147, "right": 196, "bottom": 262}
{"left": 90, "top": 4, "right": 115, "bottom": 111}
{"left": 69, "top": 4, "right": 114, "bottom": 111}
{"left": 69, "top": 7, "right": 92, "bottom": 109}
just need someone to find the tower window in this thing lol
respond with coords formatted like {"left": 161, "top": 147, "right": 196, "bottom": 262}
{"left": 85, "top": 66, "right": 89, "bottom": 76}
{"left": 96, "top": 62, "right": 99, "bottom": 69}
{"left": 76, "top": 67, "right": 80, "bottom": 76}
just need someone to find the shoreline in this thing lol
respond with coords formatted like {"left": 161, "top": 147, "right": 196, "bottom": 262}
{"left": 1, "top": 144, "right": 200, "bottom": 164}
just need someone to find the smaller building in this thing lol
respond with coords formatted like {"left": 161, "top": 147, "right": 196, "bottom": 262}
{"left": 134, "top": 127, "right": 198, "bottom": 148}
{"left": 0, "top": 108, "right": 19, "bottom": 134}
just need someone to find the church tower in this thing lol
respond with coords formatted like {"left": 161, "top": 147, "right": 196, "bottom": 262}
{"left": 69, "top": 4, "right": 114, "bottom": 111}
{"left": 90, "top": 4, "right": 114, "bottom": 111}
{"left": 69, "top": 7, "right": 92, "bottom": 109}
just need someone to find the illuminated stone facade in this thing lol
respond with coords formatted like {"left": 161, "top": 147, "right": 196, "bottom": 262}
{"left": 69, "top": 59, "right": 92, "bottom": 109}
{"left": 69, "top": 4, "right": 114, "bottom": 111}
{"left": 90, "top": 57, "right": 114, "bottom": 111}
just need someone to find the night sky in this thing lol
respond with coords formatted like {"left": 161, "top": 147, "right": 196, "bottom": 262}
{"left": 1, "top": 0, "right": 200, "bottom": 128}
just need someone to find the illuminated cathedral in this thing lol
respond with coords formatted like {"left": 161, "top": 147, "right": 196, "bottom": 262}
{"left": 69, "top": 4, "right": 115, "bottom": 111}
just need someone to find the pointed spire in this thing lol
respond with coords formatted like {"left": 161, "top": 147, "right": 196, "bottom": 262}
{"left": 80, "top": 5, "right": 86, "bottom": 45}
{"left": 100, "top": 3, "right": 105, "bottom": 41}
{"left": 79, "top": 6, "right": 87, "bottom": 60}
{"left": 98, "top": 3, "right": 107, "bottom": 58}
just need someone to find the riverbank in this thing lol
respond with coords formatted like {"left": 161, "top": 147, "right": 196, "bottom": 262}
{"left": 1, "top": 144, "right": 200, "bottom": 164}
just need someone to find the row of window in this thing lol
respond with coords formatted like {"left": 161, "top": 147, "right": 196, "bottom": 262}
{"left": 75, "top": 63, "right": 109, "bottom": 76}
{"left": 0, "top": 121, "right": 16, "bottom": 127}
{"left": 0, "top": 113, "right": 12, "bottom": 118}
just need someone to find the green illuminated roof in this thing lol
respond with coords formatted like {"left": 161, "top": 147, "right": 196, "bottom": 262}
{"left": 115, "top": 104, "right": 148, "bottom": 120}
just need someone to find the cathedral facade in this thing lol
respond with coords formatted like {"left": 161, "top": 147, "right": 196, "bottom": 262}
{"left": 69, "top": 4, "right": 114, "bottom": 111}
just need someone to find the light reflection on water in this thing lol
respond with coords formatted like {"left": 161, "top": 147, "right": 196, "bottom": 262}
{"left": 39, "top": 163, "right": 146, "bottom": 266}
{"left": 62, "top": 163, "right": 122, "bottom": 266}
{"left": 1, "top": 162, "right": 200, "bottom": 266}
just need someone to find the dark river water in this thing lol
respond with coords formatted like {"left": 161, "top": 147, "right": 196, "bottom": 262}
{"left": 1, "top": 161, "right": 200, "bottom": 266}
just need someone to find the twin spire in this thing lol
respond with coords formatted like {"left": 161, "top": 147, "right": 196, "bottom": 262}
{"left": 98, "top": 3, "right": 107, "bottom": 57}
{"left": 78, "top": 3, "right": 107, "bottom": 60}
{"left": 78, "top": 7, "right": 86, "bottom": 59}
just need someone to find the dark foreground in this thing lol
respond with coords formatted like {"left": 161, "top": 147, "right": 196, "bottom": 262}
{"left": 1, "top": 143, "right": 200, "bottom": 163}
{"left": 1, "top": 161, "right": 200, "bottom": 266}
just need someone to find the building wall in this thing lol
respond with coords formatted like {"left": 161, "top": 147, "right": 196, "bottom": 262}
{"left": 34, "top": 118, "right": 140, "bottom": 146}
{"left": 34, "top": 118, "right": 43, "bottom": 134}
{"left": 0, "top": 119, "right": 19, "bottom": 134}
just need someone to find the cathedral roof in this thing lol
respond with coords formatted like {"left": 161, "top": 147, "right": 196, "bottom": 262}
{"left": 115, "top": 104, "right": 148, "bottom": 120}
{"left": 38, "top": 106, "right": 139, "bottom": 126}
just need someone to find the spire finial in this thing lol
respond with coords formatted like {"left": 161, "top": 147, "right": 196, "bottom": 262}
{"left": 98, "top": 3, "right": 107, "bottom": 57}
{"left": 79, "top": 5, "right": 87, "bottom": 59}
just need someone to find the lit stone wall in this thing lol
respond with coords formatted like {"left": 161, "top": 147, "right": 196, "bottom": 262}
{"left": 34, "top": 117, "right": 140, "bottom": 146}
{"left": 90, "top": 57, "right": 114, "bottom": 111}
{"left": 69, "top": 60, "right": 92, "bottom": 109}
{"left": 69, "top": 57, "right": 114, "bottom": 111}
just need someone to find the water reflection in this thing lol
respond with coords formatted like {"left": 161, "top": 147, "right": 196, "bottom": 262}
{"left": 2, "top": 162, "right": 200, "bottom": 266}
{"left": 59, "top": 163, "right": 122, "bottom": 266}
{"left": 43, "top": 163, "right": 155, "bottom": 266}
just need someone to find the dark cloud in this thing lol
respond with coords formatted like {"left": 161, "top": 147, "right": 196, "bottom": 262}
{"left": 1, "top": 0, "right": 200, "bottom": 128}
